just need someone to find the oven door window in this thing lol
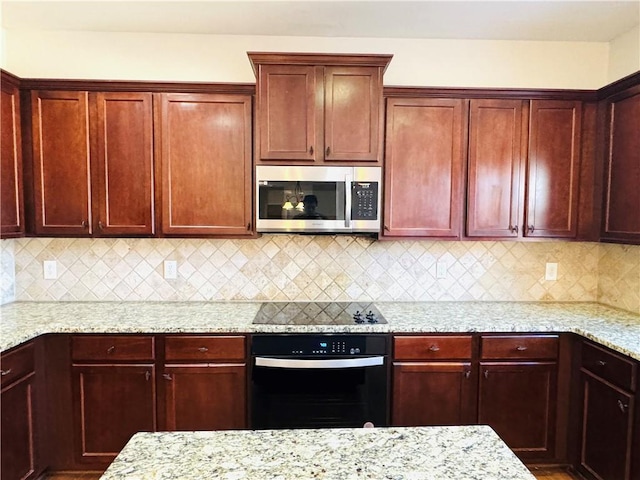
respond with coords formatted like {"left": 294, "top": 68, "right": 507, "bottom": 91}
{"left": 257, "top": 180, "right": 346, "bottom": 221}
{"left": 251, "top": 361, "right": 387, "bottom": 429}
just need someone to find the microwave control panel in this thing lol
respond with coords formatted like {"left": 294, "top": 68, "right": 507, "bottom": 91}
{"left": 352, "top": 182, "right": 378, "bottom": 220}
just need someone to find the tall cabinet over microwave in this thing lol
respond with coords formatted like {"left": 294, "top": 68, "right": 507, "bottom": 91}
{"left": 248, "top": 52, "right": 392, "bottom": 165}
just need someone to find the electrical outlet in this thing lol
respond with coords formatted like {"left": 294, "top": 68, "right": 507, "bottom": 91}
{"left": 436, "top": 261, "right": 447, "bottom": 279}
{"left": 545, "top": 262, "right": 558, "bottom": 281}
{"left": 164, "top": 260, "right": 178, "bottom": 279}
{"left": 43, "top": 260, "right": 58, "bottom": 279}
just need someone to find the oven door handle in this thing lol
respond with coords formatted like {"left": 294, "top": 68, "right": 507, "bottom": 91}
{"left": 254, "top": 356, "right": 384, "bottom": 369}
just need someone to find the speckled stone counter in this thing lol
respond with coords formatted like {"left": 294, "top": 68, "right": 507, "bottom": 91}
{"left": 1, "top": 301, "right": 639, "bottom": 360}
{"left": 99, "top": 426, "right": 535, "bottom": 480}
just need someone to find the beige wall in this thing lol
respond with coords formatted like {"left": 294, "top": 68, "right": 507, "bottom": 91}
{"left": 2, "top": 30, "right": 611, "bottom": 89}
{"left": 608, "top": 25, "right": 640, "bottom": 83}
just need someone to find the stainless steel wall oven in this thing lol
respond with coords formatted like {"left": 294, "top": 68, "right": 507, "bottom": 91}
{"left": 250, "top": 334, "right": 389, "bottom": 429}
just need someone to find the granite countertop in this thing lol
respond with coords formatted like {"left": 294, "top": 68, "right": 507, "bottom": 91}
{"left": 1, "top": 301, "right": 639, "bottom": 360}
{"left": 99, "top": 425, "right": 535, "bottom": 480}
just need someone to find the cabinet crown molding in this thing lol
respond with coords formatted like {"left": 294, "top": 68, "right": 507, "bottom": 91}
{"left": 247, "top": 52, "right": 393, "bottom": 76}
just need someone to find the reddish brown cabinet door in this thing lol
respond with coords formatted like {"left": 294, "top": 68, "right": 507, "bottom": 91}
{"left": 467, "top": 99, "right": 526, "bottom": 237}
{"left": 526, "top": 100, "right": 582, "bottom": 238}
{"left": 161, "top": 364, "right": 246, "bottom": 431}
{"left": 383, "top": 98, "right": 465, "bottom": 237}
{"left": 1, "top": 374, "right": 37, "bottom": 480}
{"left": 1, "top": 76, "right": 24, "bottom": 238}
{"left": 158, "top": 93, "right": 253, "bottom": 236}
{"left": 323, "top": 66, "right": 382, "bottom": 163}
{"left": 580, "top": 372, "right": 635, "bottom": 480}
{"left": 91, "top": 92, "right": 155, "bottom": 236}
{"left": 71, "top": 364, "right": 156, "bottom": 465}
{"left": 31, "top": 90, "right": 91, "bottom": 235}
{"left": 257, "top": 64, "right": 319, "bottom": 162}
{"left": 478, "top": 362, "right": 557, "bottom": 461}
{"left": 601, "top": 88, "right": 640, "bottom": 243}
{"left": 392, "top": 362, "right": 474, "bottom": 426}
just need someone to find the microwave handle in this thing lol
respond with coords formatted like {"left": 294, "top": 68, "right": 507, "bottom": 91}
{"left": 345, "top": 174, "right": 352, "bottom": 228}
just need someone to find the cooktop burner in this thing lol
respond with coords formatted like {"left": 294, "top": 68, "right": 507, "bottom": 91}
{"left": 252, "top": 302, "right": 387, "bottom": 325}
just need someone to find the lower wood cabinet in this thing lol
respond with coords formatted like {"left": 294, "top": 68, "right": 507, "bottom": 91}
{"left": 392, "top": 335, "right": 475, "bottom": 426}
{"left": 159, "top": 335, "right": 247, "bottom": 431}
{"left": 71, "top": 336, "right": 156, "bottom": 466}
{"left": 578, "top": 341, "right": 637, "bottom": 480}
{"left": 478, "top": 335, "right": 559, "bottom": 462}
{"left": 71, "top": 364, "right": 156, "bottom": 465}
{"left": 1, "top": 342, "right": 39, "bottom": 480}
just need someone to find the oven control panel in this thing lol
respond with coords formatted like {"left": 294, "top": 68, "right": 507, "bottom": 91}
{"left": 252, "top": 334, "right": 387, "bottom": 357}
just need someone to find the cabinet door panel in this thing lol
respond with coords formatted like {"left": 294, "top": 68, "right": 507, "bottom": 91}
{"left": 93, "top": 92, "right": 154, "bottom": 235}
{"left": 160, "top": 93, "right": 252, "bottom": 235}
{"left": 526, "top": 100, "right": 582, "bottom": 238}
{"left": 258, "top": 65, "right": 318, "bottom": 161}
{"left": 72, "top": 364, "right": 155, "bottom": 464}
{"left": 162, "top": 364, "right": 246, "bottom": 431}
{"left": 1, "top": 374, "right": 36, "bottom": 480}
{"left": 581, "top": 373, "right": 634, "bottom": 480}
{"left": 392, "top": 362, "right": 474, "bottom": 426}
{"left": 479, "top": 362, "right": 557, "bottom": 460}
{"left": 31, "top": 90, "right": 91, "bottom": 235}
{"left": 602, "top": 90, "right": 640, "bottom": 242}
{"left": 1, "top": 79, "right": 24, "bottom": 237}
{"left": 324, "top": 66, "right": 381, "bottom": 162}
{"left": 467, "top": 99, "right": 524, "bottom": 237}
{"left": 384, "top": 98, "right": 464, "bottom": 237}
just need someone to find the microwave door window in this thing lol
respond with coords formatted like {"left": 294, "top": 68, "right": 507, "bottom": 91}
{"left": 258, "top": 181, "right": 345, "bottom": 221}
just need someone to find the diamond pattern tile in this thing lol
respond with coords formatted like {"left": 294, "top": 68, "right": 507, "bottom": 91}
{"left": 0, "top": 237, "right": 637, "bottom": 313}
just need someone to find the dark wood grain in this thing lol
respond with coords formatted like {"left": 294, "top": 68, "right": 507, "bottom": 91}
{"left": 91, "top": 92, "right": 155, "bottom": 236}
{"left": 393, "top": 335, "right": 473, "bottom": 361}
{"left": 526, "top": 100, "right": 582, "bottom": 238}
{"left": 481, "top": 335, "right": 559, "bottom": 361}
{"left": 479, "top": 361, "right": 558, "bottom": 461}
{"left": 31, "top": 90, "right": 92, "bottom": 235}
{"left": 71, "top": 336, "right": 155, "bottom": 362}
{"left": 164, "top": 336, "right": 246, "bottom": 362}
{"left": 383, "top": 97, "right": 465, "bottom": 237}
{"left": 467, "top": 99, "right": 526, "bottom": 237}
{"left": 601, "top": 87, "right": 640, "bottom": 243}
{"left": 1, "top": 74, "right": 24, "bottom": 237}
{"left": 158, "top": 93, "right": 253, "bottom": 236}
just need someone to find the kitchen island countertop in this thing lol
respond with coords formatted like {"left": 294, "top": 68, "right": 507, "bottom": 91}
{"left": 1, "top": 301, "right": 639, "bottom": 360}
{"left": 99, "top": 425, "right": 536, "bottom": 480}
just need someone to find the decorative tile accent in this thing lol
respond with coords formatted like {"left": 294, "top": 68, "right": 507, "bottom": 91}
{"left": 598, "top": 243, "right": 640, "bottom": 314}
{"left": 10, "top": 236, "right": 602, "bottom": 303}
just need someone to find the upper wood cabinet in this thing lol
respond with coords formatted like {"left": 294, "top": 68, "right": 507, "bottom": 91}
{"left": 249, "top": 53, "right": 391, "bottom": 165}
{"left": 383, "top": 97, "right": 465, "bottom": 237}
{"left": 467, "top": 98, "right": 583, "bottom": 239}
{"left": 601, "top": 86, "right": 640, "bottom": 244}
{"left": 157, "top": 93, "right": 253, "bottom": 236}
{"left": 467, "top": 99, "right": 526, "bottom": 237}
{"left": 91, "top": 92, "right": 155, "bottom": 236}
{"left": 525, "top": 100, "right": 582, "bottom": 238}
{"left": 1, "top": 73, "right": 24, "bottom": 238}
{"left": 31, "top": 90, "right": 92, "bottom": 235}
{"left": 29, "top": 90, "right": 155, "bottom": 236}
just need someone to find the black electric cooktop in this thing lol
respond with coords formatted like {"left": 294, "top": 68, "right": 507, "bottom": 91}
{"left": 252, "top": 302, "right": 387, "bottom": 325}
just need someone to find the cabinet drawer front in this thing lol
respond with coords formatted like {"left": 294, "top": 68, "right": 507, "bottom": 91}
{"left": 582, "top": 342, "right": 636, "bottom": 391}
{"left": 0, "top": 342, "right": 34, "bottom": 387}
{"left": 72, "top": 335, "right": 155, "bottom": 361}
{"left": 165, "top": 336, "right": 246, "bottom": 361}
{"left": 481, "top": 335, "right": 558, "bottom": 360}
{"left": 394, "top": 336, "right": 472, "bottom": 360}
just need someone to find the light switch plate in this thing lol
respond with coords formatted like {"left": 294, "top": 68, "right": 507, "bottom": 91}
{"left": 164, "top": 260, "right": 178, "bottom": 279}
{"left": 43, "top": 260, "right": 58, "bottom": 279}
{"left": 545, "top": 262, "right": 558, "bottom": 281}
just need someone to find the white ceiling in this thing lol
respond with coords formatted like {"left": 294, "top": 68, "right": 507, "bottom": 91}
{"left": 1, "top": 1, "right": 639, "bottom": 42}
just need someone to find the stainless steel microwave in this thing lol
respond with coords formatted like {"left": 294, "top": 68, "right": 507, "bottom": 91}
{"left": 255, "top": 165, "right": 382, "bottom": 233}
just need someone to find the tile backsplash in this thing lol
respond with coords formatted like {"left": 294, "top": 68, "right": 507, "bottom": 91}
{"left": 1, "top": 236, "right": 637, "bottom": 313}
